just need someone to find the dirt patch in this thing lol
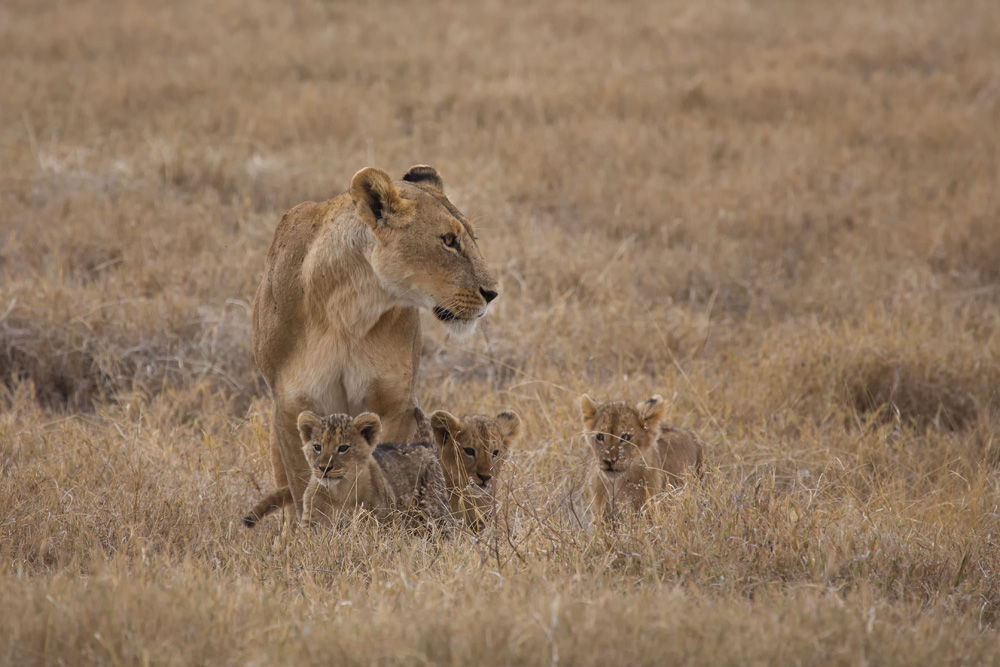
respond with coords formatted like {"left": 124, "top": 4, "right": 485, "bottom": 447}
{"left": 842, "top": 353, "right": 997, "bottom": 431}
{"left": 0, "top": 311, "right": 262, "bottom": 413}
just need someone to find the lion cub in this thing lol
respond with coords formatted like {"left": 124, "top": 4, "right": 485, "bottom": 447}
{"left": 579, "top": 394, "right": 703, "bottom": 519}
{"left": 243, "top": 410, "right": 451, "bottom": 529}
{"left": 429, "top": 409, "right": 522, "bottom": 531}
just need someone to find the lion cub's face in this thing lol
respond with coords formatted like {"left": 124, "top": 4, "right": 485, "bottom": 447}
{"left": 430, "top": 410, "right": 522, "bottom": 490}
{"left": 297, "top": 411, "right": 382, "bottom": 488}
{"left": 579, "top": 395, "right": 665, "bottom": 475}
{"left": 351, "top": 166, "right": 499, "bottom": 338}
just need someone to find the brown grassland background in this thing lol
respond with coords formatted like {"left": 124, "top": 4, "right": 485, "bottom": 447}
{"left": 2, "top": 0, "right": 1000, "bottom": 663}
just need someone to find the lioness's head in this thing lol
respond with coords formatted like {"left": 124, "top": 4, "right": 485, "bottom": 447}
{"left": 297, "top": 411, "right": 382, "bottom": 488}
{"left": 430, "top": 410, "right": 522, "bottom": 490}
{"left": 350, "top": 165, "right": 499, "bottom": 337}
{"left": 579, "top": 395, "right": 665, "bottom": 475}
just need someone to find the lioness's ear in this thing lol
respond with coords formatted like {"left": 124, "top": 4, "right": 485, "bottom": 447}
{"left": 401, "top": 165, "right": 444, "bottom": 191}
{"left": 637, "top": 395, "right": 665, "bottom": 426}
{"left": 297, "top": 411, "right": 322, "bottom": 444}
{"left": 430, "top": 410, "right": 463, "bottom": 450}
{"left": 350, "top": 167, "right": 408, "bottom": 231}
{"left": 579, "top": 394, "right": 598, "bottom": 427}
{"left": 495, "top": 411, "right": 522, "bottom": 442}
{"left": 352, "top": 412, "right": 382, "bottom": 447}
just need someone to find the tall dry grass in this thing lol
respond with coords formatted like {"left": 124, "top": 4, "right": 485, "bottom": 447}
{"left": 2, "top": 0, "right": 1000, "bottom": 663}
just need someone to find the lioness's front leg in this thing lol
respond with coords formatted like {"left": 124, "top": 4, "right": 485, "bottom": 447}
{"left": 271, "top": 400, "right": 311, "bottom": 516}
{"left": 366, "top": 384, "right": 415, "bottom": 443}
{"left": 358, "top": 307, "right": 421, "bottom": 443}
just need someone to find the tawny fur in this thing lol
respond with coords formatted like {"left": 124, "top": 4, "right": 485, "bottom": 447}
{"left": 579, "top": 394, "right": 704, "bottom": 520}
{"left": 243, "top": 411, "right": 452, "bottom": 530}
{"left": 430, "top": 409, "right": 522, "bottom": 531}
{"left": 251, "top": 165, "right": 499, "bottom": 517}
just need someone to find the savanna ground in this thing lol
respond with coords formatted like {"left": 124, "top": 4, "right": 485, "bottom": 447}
{"left": 2, "top": 0, "right": 1000, "bottom": 663}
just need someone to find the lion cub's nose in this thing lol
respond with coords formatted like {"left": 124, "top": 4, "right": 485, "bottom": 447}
{"left": 477, "top": 473, "right": 492, "bottom": 484}
{"left": 479, "top": 287, "right": 498, "bottom": 304}
{"left": 602, "top": 459, "right": 617, "bottom": 469}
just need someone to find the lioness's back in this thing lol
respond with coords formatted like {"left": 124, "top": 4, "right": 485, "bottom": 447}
{"left": 252, "top": 200, "right": 329, "bottom": 380}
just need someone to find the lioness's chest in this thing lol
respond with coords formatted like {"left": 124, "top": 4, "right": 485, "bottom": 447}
{"left": 281, "top": 340, "right": 362, "bottom": 415}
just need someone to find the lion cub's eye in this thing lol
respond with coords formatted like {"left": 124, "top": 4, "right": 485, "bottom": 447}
{"left": 442, "top": 233, "right": 460, "bottom": 250}
{"left": 337, "top": 444, "right": 350, "bottom": 453}
{"left": 595, "top": 433, "right": 605, "bottom": 442}
{"left": 463, "top": 447, "right": 476, "bottom": 457}
{"left": 621, "top": 433, "right": 632, "bottom": 442}
{"left": 313, "top": 443, "right": 322, "bottom": 452}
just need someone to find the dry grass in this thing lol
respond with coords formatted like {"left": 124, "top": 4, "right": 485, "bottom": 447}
{"left": 3, "top": 0, "right": 1000, "bottom": 663}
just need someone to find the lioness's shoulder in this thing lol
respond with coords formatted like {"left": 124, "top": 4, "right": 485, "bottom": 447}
{"left": 267, "top": 197, "right": 350, "bottom": 256}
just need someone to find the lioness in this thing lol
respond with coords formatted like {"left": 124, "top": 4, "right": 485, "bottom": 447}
{"left": 579, "top": 394, "right": 703, "bottom": 519}
{"left": 252, "top": 165, "right": 499, "bottom": 515}
{"left": 243, "top": 410, "right": 452, "bottom": 529}
{"left": 429, "top": 409, "right": 522, "bottom": 531}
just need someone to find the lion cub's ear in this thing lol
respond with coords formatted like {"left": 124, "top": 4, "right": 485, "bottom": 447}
{"left": 495, "top": 411, "right": 522, "bottom": 442}
{"left": 402, "top": 165, "right": 444, "bottom": 191}
{"left": 350, "top": 167, "right": 410, "bottom": 232}
{"left": 636, "top": 395, "right": 666, "bottom": 427}
{"left": 430, "top": 410, "right": 464, "bottom": 449}
{"left": 352, "top": 412, "right": 382, "bottom": 448}
{"left": 579, "top": 394, "right": 598, "bottom": 428}
{"left": 297, "top": 411, "right": 322, "bottom": 444}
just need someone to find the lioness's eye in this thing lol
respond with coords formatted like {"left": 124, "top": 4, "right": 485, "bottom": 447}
{"left": 621, "top": 433, "right": 632, "bottom": 441}
{"left": 463, "top": 447, "right": 476, "bottom": 457}
{"left": 442, "top": 233, "right": 460, "bottom": 250}
{"left": 595, "top": 433, "right": 604, "bottom": 442}
{"left": 313, "top": 443, "right": 322, "bottom": 452}
{"left": 338, "top": 444, "right": 350, "bottom": 453}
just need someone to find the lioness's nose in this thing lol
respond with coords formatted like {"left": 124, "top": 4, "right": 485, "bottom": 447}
{"left": 479, "top": 287, "right": 498, "bottom": 303}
